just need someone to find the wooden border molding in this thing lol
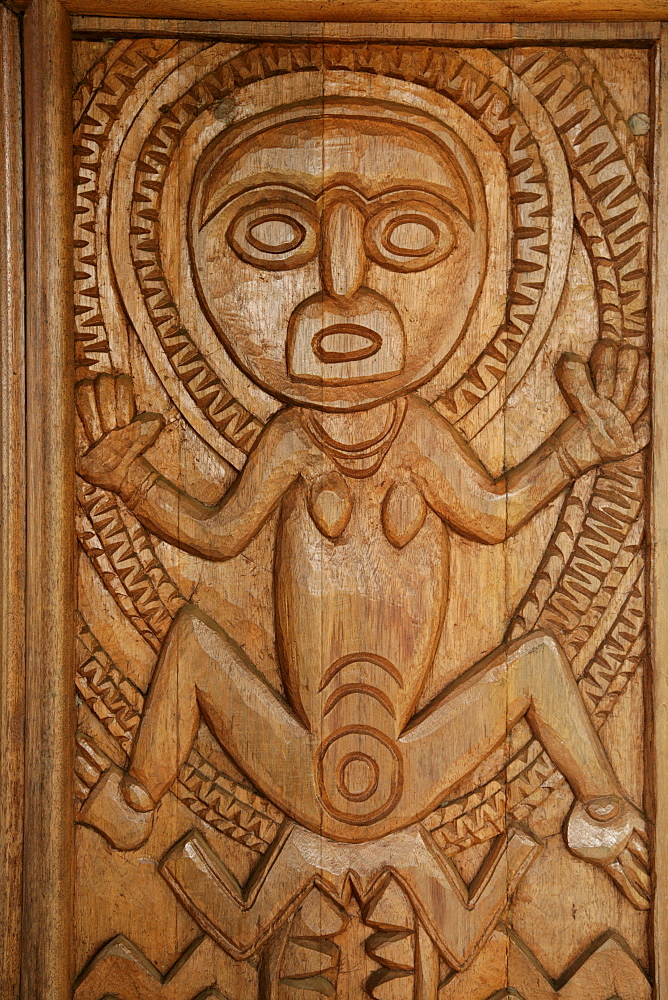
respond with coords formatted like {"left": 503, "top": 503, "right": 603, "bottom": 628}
{"left": 70, "top": 16, "right": 663, "bottom": 41}
{"left": 22, "top": 1, "right": 75, "bottom": 998}
{"left": 651, "top": 22, "right": 668, "bottom": 1000}
{"left": 10, "top": 0, "right": 668, "bottom": 21}
{"left": 0, "top": 7, "right": 25, "bottom": 1000}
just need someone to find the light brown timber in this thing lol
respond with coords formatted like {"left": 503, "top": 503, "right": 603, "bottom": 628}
{"left": 70, "top": 16, "right": 663, "bottom": 42}
{"left": 1, "top": 12, "right": 666, "bottom": 1000}
{"left": 651, "top": 23, "right": 668, "bottom": 1000}
{"left": 8, "top": 0, "right": 668, "bottom": 20}
{"left": 22, "top": 1, "right": 75, "bottom": 998}
{"left": 0, "top": 7, "right": 25, "bottom": 1000}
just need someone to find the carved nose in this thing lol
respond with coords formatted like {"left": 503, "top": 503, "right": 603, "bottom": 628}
{"left": 321, "top": 200, "right": 366, "bottom": 301}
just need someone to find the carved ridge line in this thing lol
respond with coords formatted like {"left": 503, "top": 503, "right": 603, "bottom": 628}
{"left": 76, "top": 477, "right": 186, "bottom": 651}
{"left": 508, "top": 472, "right": 595, "bottom": 640}
{"left": 74, "top": 924, "right": 648, "bottom": 1000}
{"left": 73, "top": 39, "right": 135, "bottom": 129}
{"left": 537, "top": 456, "right": 644, "bottom": 638}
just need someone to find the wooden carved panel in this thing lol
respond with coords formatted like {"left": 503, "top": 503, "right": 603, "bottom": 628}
{"left": 69, "top": 34, "right": 654, "bottom": 1000}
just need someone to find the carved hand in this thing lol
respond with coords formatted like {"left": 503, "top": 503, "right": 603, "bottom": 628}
{"left": 76, "top": 373, "right": 164, "bottom": 494}
{"left": 555, "top": 341, "right": 649, "bottom": 461}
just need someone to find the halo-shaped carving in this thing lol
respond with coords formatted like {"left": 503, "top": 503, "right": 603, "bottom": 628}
{"left": 119, "top": 43, "right": 570, "bottom": 462}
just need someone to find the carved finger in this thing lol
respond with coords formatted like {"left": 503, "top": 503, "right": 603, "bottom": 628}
{"left": 626, "top": 353, "right": 650, "bottom": 424}
{"left": 590, "top": 339, "right": 618, "bottom": 399}
{"left": 609, "top": 858, "right": 651, "bottom": 910}
{"left": 633, "top": 410, "right": 650, "bottom": 451}
{"left": 628, "top": 831, "right": 650, "bottom": 864}
{"left": 555, "top": 353, "right": 598, "bottom": 416}
{"left": 126, "top": 412, "right": 165, "bottom": 459}
{"left": 612, "top": 345, "right": 639, "bottom": 410}
{"left": 95, "top": 373, "right": 118, "bottom": 433}
{"left": 618, "top": 848, "right": 651, "bottom": 893}
{"left": 115, "top": 374, "right": 136, "bottom": 427}
{"left": 75, "top": 379, "right": 104, "bottom": 443}
{"left": 631, "top": 815, "right": 649, "bottom": 844}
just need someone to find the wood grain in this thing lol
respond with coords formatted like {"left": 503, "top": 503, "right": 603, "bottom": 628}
{"left": 22, "top": 1, "right": 75, "bottom": 998}
{"left": 70, "top": 16, "right": 664, "bottom": 42}
{"left": 650, "top": 24, "right": 668, "bottom": 1000}
{"left": 67, "top": 35, "right": 655, "bottom": 1000}
{"left": 1, "top": 15, "right": 664, "bottom": 1000}
{"left": 10, "top": 0, "right": 668, "bottom": 21}
{"left": 0, "top": 8, "right": 25, "bottom": 1000}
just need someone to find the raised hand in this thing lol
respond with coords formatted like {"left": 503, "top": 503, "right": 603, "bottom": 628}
{"left": 556, "top": 340, "right": 649, "bottom": 461}
{"left": 76, "top": 373, "right": 164, "bottom": 494}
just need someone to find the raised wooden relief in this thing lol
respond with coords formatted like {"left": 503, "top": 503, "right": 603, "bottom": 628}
{"left": 70, "top": 36, "right": 654, "bottom": 1000}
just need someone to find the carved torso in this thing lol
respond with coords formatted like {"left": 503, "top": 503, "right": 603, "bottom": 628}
{"left": 275, "top": 398, "right": 450, "bottom": 739}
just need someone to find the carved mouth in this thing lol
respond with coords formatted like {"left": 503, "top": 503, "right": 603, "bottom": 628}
{"left": 287, "top": 288, "right": 405, "bottom": 387}
{"left": 312, "top": 325, "right": 382, "bottom": 364}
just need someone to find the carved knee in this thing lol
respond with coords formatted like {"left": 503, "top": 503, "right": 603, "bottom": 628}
{"left": 505, "top": 630, "right": 567, "bottom": 703}
{"left": 171, "top": 602, "right": 203, "bottom": 636}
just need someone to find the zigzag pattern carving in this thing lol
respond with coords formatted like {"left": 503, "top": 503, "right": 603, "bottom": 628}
{"left": 77, "top": 477, "right": 187, "bottom": 652}
{"left": 74, "top": 925, "right": 650, "bottom": 1000}
{"left": 441, "top": 927, "right": 650, "bottom": 1000}
{"left": 74, "top": 934, "right": 232, "bottom": 1000}
{"left": 74, "top": 38, "right": 177, "bottom": 372}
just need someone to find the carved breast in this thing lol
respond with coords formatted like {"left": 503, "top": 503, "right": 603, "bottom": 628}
{"left": 307, "top": 471, "right": 352, "bottom": 539}
{"left": 382, "top": 481, "right": 427, "bottom": 548}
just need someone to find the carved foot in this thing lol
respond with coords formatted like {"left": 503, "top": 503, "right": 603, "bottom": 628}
{"left": 565, "top": 796, "right": 650, "bottom": 910}
{"left": 78, "top": 764, "right": 155, "bottom": 851}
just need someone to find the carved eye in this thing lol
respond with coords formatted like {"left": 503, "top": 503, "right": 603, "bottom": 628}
{"left": 227, "top": 203, "right": 319, "bottom": 271}
{"left": 384, "top": 216, "right": 439, "bottom": 256}
{"left": 365, "top": 203, "right": 456, "bottom": 272}
{"left": 247, "top": 215, "right": 304, "bottom": 254}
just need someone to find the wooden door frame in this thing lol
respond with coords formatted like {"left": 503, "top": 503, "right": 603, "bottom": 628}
{"left": 1, "top": 2, "right": 667, "bottom": 997}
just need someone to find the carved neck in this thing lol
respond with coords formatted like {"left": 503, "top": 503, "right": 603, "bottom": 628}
{"left": 299, "top": 397, "right": 408, "bottom": 478}
{"left": 313, "top": 401, "right": 397, "bottom": 450}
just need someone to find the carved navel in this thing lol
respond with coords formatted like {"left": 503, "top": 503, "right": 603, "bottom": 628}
{"left": 308, "top": 471, "right": 352, "bottom": 539}
{"left": 382, "top": 482, "right": 427, "bottom": 548}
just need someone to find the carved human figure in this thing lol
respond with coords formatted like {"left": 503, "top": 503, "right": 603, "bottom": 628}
{"left": 76, "top": 110, "right": 650, "bottom": 925}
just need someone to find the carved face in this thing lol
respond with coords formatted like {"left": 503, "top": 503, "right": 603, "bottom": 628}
{"left": 190, "top": 112, "right": 487, "bottom": 410}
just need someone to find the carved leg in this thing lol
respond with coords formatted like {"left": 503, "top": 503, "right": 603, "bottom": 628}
{"left": 402, "top": 631, "right": 620, "bottom": 804}
{"left": 414, "top": 922, "right": 440, "bottom": 1000}
{"left": 129, "top": 603, "right": 314, "bottom": 803}
{"left": 81, "top": 603, "right": 319, "bottom": 850}
{"left": 400, "top": 630, "right": 649, "bottom": 908}
{"left": 258, "top": 920, "right": 292, "bottom": 1000}
{"left": 391, "top": 822, "right": 541, "bottom": 970}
